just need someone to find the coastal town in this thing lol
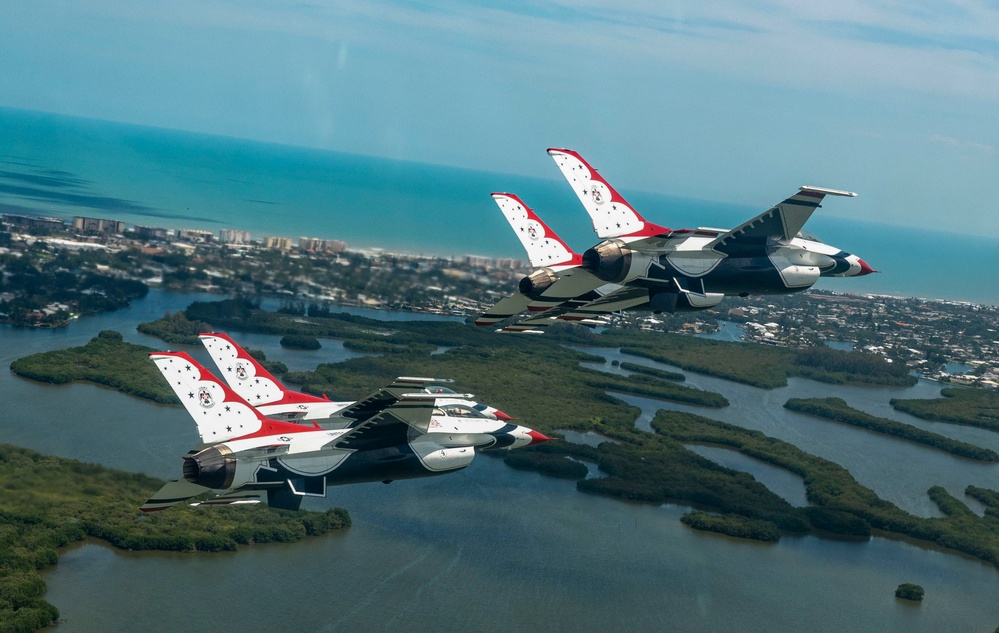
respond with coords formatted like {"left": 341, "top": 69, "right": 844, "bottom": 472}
{"left": 2, "top": 211, "right": 997, "bottom": 389}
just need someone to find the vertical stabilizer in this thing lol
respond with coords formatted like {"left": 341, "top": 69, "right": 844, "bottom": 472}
{"left": 491, "top": 193, "right": 581, "bottom": 269}
{"left": 199, "top": 332, "right": 326, "bottom": 406}
{"left": 547, "top": 148, "right": 668, "bottom": 239}
{"left": 151, "top": 351, "right": 314, "bottom": 443}
{"left": 151, "top": 351, "right": 267, "bottom": 442}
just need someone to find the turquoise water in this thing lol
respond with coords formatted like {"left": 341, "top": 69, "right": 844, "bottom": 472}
{"left": 2, "top": 107, "right": 997, "bottom": 304}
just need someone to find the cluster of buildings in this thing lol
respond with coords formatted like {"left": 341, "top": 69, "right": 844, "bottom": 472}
{"left": 4, "top": 211, "right": 996, "bottom": 388}
{"left": 1, "top": 213, "right": 347, "bottom": 254}
{"left": 723, "top": 292, "right": 999, "bottom": 388}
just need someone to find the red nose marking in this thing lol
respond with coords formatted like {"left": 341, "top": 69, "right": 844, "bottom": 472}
{"left": 527, "top": 430, "right": 551, "bottom": 446}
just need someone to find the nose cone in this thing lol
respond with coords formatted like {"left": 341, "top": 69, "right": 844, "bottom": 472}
{"left": 856, "top": 257, "right": 876, "bottom": 276}
{"left": 527, "top": 430, "right": 551, "bottom": 446}
{"left": 493, "top": 409, "right": 515, "bottom": 422}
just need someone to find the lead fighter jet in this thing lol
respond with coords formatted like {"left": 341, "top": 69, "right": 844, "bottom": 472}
{"left": 142, "top": 352, "right": 548, "bottom": 511}
{"left": 477, "top": 149, "right": 873, "bottom": 332}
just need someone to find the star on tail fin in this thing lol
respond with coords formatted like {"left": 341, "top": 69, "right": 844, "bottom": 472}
{"left": 150, "top": 351, "right": 313, "bottom": 444}
{"left": 199, "top": 332, "right": 327, "bottom": 407}
{"left": 491, "top": 193, "right": 581, "bottom": 269}
{"left": 547, "top": 148, "right": 668, "bottom": 239}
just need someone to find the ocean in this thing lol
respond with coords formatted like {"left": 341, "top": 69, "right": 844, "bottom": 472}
{"left": 2, "top": 106, "right": 997, "bottom": 304}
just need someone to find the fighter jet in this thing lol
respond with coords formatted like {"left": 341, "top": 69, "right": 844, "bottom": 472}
{"left": 476, "top": 194, "right": 635, "bottom": 333}
{"left": 141, "top": 352, "right": 549, "bottom": 511}
{"left": 478, "top": 149, "right": 873, "bottom": 331}
{"left": 198, "top": 332, "right": 514, "bottom": 424}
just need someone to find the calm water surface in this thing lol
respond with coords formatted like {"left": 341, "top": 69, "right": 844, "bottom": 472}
{"left": 2, "top": 291, "right": 998, "bottom": 631}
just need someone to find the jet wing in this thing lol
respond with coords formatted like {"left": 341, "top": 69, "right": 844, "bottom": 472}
{"left": 554, "top": 285, "right": 649, "bottom": 320}
{"left": 336, "top": 377, "right": 455, "bottom": 422}
{"left": 496, "top": 285, "right": 648, "bottom": 332}
{"left": 708, "top": 186, "right": 856, "bottom": 255}
{"left": 329, "top": 393, "right": 443, "bottom": 451}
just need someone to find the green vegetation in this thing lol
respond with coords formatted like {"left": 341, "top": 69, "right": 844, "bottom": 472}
{"left": 245, "top": 347, "right": 288, "bottom": 376}
{"left": 576, "top": 434, "right": 810, "bottom": 533}
{"left": 280, "top": 334, "right": 321, "bottom": 350}
{"left": 9, "top": 331, "right": 180, "bottom": 404}
{"left": 131, "top": 300, "right": 728, "bottom": 420}
{"left": 597, "top": 330, "right": 915, "bottom": 389}
{"left": 0, "top": 444, "right": 349, "bottom": 633}
{"left": 500, "top": 439, "right": 599, "bottom": 480}
{"left": 651, "top": 410, "right": 999, "bottom": 569}
{"left": 802, "top": 507, "right": 871, "bottom": 537}
{"left": 891, "top": 388, "right": 999, "bottom": 432}
{"left": 895, "top": 583, "right": 924, "bottom": 602}
{"left": 617, "top": 362, "right": 685, "bottom": 382}
{"left": 967, "top": 485, "right": 999, "bottom": 518}
{"left": 680, "top": 510, "right": 781, "bottom": 542}
{"left": 790, "top": 346, "right": 916, "bottom": 387}
{"left": 502, "top": 450, "right": 589, "bottom": 479}
{"left": 784, "top": 397, "right": 999, "bottom": 461}
{"left": 21, "top": 299, "right": 999, "bottom": 574}
{"left": 136, "top": 309, "right": 214, "bottom": 345}
{"left": 342, "top": 339, "right": 437, "bottom": 355}
{"left": 601, "top": 330, "right": 792, "bottom": 388}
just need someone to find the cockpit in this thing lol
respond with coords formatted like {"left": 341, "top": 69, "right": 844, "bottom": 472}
{"left": 423, "top": 385, "right": 458, "bottom": 395}
{"left": 433, "top": 404, "right": 490, "bottom": 418}
{"left": 794, "top": 229, "right": 822, "bottom": 243}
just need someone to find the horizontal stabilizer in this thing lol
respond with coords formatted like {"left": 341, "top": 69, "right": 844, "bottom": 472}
{"left": 140, "top": 479, "right": 210, "bottom": 512}
{"left": 475, "top": 293, "right": 533, "bottom": 327}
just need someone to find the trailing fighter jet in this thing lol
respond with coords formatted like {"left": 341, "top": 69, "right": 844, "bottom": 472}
{"left": 478, "top": 149, "right": 873, "bottom": 331}
{"left": 476, "top": 194, "right": 638, "bottom": 332}
{"left": 198, "top": 332, "right": 514, "bottom": 424}
{"left": 141, "top": 352, "right": 549, "bottom": 511}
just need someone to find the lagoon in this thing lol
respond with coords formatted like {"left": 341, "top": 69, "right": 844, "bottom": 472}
{"left": 3, "top": 290, "right": 999, "bottom": 631}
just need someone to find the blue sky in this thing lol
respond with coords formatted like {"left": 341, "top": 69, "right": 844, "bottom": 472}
{"left": 3, "top": 1, "right": 999, "bottom": 235}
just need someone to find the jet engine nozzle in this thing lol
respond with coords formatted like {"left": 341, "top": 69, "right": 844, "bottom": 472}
{"left": 582, "top": 239, "right": 631, "bottom": 283}
{"left": 519, "top": 268, "right": 559, "bottom": 299}
{"left": 183, "top": 445, "right": 236, "bottom": 489}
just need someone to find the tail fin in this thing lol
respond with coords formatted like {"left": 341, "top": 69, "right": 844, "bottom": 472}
{"left": 199, "top": 332, "right": 326, "bottom": 407}
{"left": 150, "top": 351, "right": 312, "bottom": 443}
{"left": 547, "top": 148, "right": 668, "bottom": 239}
{"left": 491, "top": 193, "right": 581, "bottom": 269}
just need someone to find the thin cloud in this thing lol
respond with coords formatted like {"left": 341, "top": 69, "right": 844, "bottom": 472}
{"left": 928, "top": 133, "right": 996, "bottom": 159}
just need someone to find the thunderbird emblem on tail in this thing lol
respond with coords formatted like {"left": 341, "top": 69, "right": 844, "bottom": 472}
{"left": 477, "top": 148, "right": 874, "bottom": 333}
